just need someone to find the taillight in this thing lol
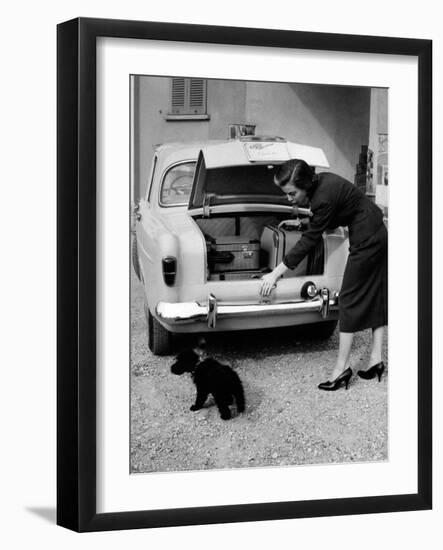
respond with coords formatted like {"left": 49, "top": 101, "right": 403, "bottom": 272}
{"left": 162, "top": 256, "right": 177, "bottom": 286}
{"left": 300, "top": 281, "right": 318, "bottom": 299}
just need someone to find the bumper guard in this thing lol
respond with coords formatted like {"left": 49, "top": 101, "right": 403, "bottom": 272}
{"left": 156, "top": 288, "right": 339, "bottom": 328}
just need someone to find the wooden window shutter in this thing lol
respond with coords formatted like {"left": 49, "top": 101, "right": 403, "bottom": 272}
{"left": 170, "top": 78, "right": 207, "bottom": 115}
{"left": 171, "top": 78, "right": 186, "bottom": 114}
{"left": 189, "top": 79, "right": 206, "bottom": 114}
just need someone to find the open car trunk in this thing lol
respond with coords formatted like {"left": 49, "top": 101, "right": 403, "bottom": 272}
{"left": 194, "top": 213, "right": 324, "bottom": 281}
{"left": 187, "top": 138, "right": 329, "bottom": 282}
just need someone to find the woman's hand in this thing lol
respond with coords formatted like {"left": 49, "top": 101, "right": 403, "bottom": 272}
{"left": 260, "top": 262, "right": 290, "bottom": 297}
{"left": 260, "top": 271, "right": 279, "bottom": 298}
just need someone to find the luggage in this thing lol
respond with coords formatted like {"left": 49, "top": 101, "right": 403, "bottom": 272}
{"left": 206, "top": 235, "right": 260, "bottom": 272}
{"left": 260, "top": 224, "right": 324, "bottom": 276}
{"left": 209, "top": 270, "right": 265, "bottom": 281}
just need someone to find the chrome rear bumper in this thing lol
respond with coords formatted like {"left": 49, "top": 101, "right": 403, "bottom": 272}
{"left": 156, "top": 289, "right": 339, "bottom": 328}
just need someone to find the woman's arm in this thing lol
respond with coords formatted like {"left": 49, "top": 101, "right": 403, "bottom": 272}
{"left": 260, "top": 200, "right": 336, "bottom": 297}
{"left": 283, "top": 200, "right": 335, "bottom": 269}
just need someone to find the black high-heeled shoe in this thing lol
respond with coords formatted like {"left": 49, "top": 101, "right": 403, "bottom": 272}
{"left": 357, "top": 362, "right": 385, "bottom": 382}
{"left": 318, "top": 367, "right": 353, "bottom": 391}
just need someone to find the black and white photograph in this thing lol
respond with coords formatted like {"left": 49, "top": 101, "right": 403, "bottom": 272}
{"left": 130, "top": 75, "right": 389, "bottom": 474}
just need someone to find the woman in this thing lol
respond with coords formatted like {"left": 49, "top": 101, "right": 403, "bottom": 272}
{"left": 261, "top": 159, "right": 388, "bottom": 391}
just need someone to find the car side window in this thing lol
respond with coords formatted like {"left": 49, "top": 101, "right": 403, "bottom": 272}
{"left": 146, "top": 156, "right": 158, "bottom": 203}
{"left": 160, "top": 162, "right": 196, "bottom": 206}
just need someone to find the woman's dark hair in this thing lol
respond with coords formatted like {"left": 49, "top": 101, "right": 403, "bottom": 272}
{"left": 274, "top": 159, "right": 316, "bottom": 192}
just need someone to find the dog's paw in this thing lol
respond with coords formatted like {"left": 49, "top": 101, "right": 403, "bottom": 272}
{"left": 220, "top": 412, "right": 231, "bottom": 420}
{"left": 190, "top": 405, "right": 200, "bottom": 412}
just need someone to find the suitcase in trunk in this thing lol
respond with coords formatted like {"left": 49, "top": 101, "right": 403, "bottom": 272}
{"left": 207, "top": 235, "right": 260, "bottom": 272}
{"left": 260, "top": 224, "right": 324, "bottom": 276}
{"left": 209, "top": 270, "right": 264, "bottom": 281}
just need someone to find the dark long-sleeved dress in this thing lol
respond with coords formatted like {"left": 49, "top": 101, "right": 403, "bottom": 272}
{"left": 283, "top": 172, "right": 388, "bottom": 332}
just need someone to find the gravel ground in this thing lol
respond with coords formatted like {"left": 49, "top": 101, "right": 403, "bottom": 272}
{"left": 130, "top": 270, "right": 388, "bottom": 473}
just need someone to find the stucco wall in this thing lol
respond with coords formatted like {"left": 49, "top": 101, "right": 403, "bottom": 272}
{"left": 133, "top": 76, "right": 371, "bottom": 200}
{"left": 245, "top": 82, "right": 371, "bottom": 181}
{"left": 134, "top": 77, "right": 247, "bottom": 199}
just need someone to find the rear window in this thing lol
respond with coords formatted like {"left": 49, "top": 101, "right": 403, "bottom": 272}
{"left": 160, "top": 162, "right": 196, "bottom": 206}
{"left": 199, "top": 165, "right": 288, "bottom": 206}
{"left": 204, "top": 165, "right": 284, "bottom": 197}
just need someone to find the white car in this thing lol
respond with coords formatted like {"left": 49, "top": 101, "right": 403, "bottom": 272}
{"left": 133, "top": 136, "right": 349, "bottom": 354}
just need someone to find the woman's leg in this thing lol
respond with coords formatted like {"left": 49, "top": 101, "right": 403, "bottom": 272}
{"left": 331, "top": 332, "right": 354, "bottom": 379}
{"left": 367, "top": 326, "right": 384, "bottom": 368}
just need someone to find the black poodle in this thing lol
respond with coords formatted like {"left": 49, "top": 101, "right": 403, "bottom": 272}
{"left": 170, "top": 343, "right": 245, "bottom": 420}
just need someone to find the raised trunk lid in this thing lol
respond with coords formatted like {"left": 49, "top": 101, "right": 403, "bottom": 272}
{"left": 188, "top": 138, "right": 329, "bottom": 213}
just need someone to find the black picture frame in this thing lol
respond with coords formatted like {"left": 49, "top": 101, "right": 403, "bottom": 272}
{"left": 57, "top": 17, "right": 432, "bottom": 532}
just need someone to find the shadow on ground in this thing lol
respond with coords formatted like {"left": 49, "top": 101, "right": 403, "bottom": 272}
{"left": 26, "top": 507, "right": 56, "bottom": 524}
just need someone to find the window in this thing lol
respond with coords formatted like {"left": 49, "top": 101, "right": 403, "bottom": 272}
{"left": 160, "top": 162, "right": 196, "bottom": 206}
{"left": 168, "top": 78, "right": 208, "bottom": 118}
